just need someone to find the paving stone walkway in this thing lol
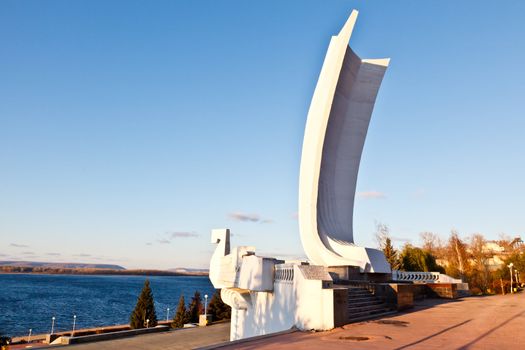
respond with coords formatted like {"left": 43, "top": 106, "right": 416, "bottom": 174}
{"left": 56, "top": 322, "right": 230, "bottom": 350}
{"left": 219, "top": 292, "right": 525, "bottom": 350}
{"left": 41, "top": 293, "right": 525, "bottom": 349}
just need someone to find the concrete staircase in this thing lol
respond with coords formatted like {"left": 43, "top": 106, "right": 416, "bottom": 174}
{"left": 346, "top": 286, "right": 396, "bottom": 323}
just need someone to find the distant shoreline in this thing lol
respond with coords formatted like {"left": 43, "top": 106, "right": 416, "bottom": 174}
{"left": 0, "top": 267, "right": 208, "bottom": 277}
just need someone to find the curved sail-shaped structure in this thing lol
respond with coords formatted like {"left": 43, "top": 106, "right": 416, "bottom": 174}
{"left": 299, "top": 10, "right": 391, "bottom": 273}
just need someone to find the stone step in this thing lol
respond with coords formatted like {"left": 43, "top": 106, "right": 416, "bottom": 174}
{"left": 347, "top": 310, "right": 398, "bottom": 324}
{"left": 348, "top": 301, "right": 387, "bottom": 309}
{"left": 347, "top": 299, "right": 383, "bottom": 308}
{"left": 344, "top": 286, "right": 394, "bottom": 324}
{"left": 349, "top": 305, "right": 393, "bottom": 316}
{"left": 348, "top": 291, "right": 374, "bottom": 298}
{"left": 347, "top": 296, "right": 377, "bottom": 303}
{"left": 347, "top": 287, "right": 373, "bottom": 291}
{"left": 348, "top": 289, "right": 372, "bottom": 293}
{"left": 348, "top": 303, "right": 388, "bottom": 313}
{"left": 348, "top": 293, "right": 374, "bottom": 298}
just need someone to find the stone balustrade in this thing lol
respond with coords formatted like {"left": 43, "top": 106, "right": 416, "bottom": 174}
{"left": 391, "top": 270, "right": 462, "bottom": 284}
{"left": 274, "top": 265, "right": 294, "bottom": 283}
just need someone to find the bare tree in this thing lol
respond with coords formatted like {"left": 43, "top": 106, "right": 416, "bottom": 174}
{"left": 374, "top": 222, "right": 400, "bottom": 270}
{"left": 419, "top": 231, "right": 444, "bottom": 257}
{"left": 374, "top": 221, "right": 390, "bottom": 250}
{"left": 469, "top": 233, "right": 491, "bottom": 293}
{"left": 497, "top": 233, "right": 514, "bottom": 253}
{"left": 445, "top": 230, "right": 470, "bottom": 281}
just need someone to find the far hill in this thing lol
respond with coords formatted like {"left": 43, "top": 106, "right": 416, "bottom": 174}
{"left": 0, "top": 261, "right": 126, "bottom": 270}
{"left": 0, "top": 261, "right": 208, "bottom": 277}
{"left": 169, "top": 267, "right": 209, "bottom": 274}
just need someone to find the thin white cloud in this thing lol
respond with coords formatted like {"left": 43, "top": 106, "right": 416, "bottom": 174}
{"left": 228, "top": 212, "right": 261, "bottom": 222}
{"left": 153, "top": 231, "right": 199, "bottom": 245}
{"left": 357, "top": 191, "right": 386, "bottom": 199}
{"left": 228, "top": 212, "right": 274, "bottom": 224}
{"left": 10, "top": 243, "right": 29, "bottom": 248}
{"left": 169, "top": 231, "right": 199, "bottom": 239}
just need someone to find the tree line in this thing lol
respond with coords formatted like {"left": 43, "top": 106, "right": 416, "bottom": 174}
{"left": 129, "top": 280, "right": 231, "bottom": 329}
{"left": 375, "top": 223, "right": 524, "bottom": 294}
{"left": 0, "top": 266, "right": 206, "bottom": 276}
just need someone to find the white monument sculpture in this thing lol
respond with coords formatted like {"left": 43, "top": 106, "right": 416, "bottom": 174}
{"left": 298, "top": 11, "right": 390, "bottom": 273}
{"left": 209, "top": 10, "right": 392, "bottom": 340}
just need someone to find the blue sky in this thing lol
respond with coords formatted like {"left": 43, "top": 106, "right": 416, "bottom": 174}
{"left": 1, "top": 1, "right": 525, "bottom": 269}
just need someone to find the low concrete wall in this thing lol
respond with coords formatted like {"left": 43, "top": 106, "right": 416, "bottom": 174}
{"left": 374, "top": 283, "right": 414, "bottom": 311}
{"left": 376, "top": 282, "right": 462, "bottom": 303}
{"left": 60, "top": 325, "right": 170, "bottom": 345}
{"left": 333, "top": 287, "right": 349, "bottom": 327}
{"left": 425, "top": 283, "right": 458, "bottom": 299}
{"left": 393, "top": 284, "right": 414, "bottom": 310}
{"left": 45, "top": 333, "right": 60, "bottom": 344}
{"left": 410, "top": 284, "right": 427, "bottom": 301}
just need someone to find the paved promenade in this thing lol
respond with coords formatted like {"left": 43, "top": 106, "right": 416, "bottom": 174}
{"left": 35, "top": 293, "right": 524, "bottom": 349}
{"left": 57, "top": 322, "right": 230, "bottom": 350}
{"left": 220, "top": 292, "right": 525, "bottom": 350}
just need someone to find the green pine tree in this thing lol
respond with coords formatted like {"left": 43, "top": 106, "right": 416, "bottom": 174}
{"left": 0, "top": 327, "right": 9, "bottom": 348}
{"left": 129, "top": 279, "right": 158, "bottom": 329}
{"left": 171, "top": 295, "right": 189, "bottom": 328}
{"left": 207, "top": 290, "right": 231, "bottom": 321}
{"left": 1, "top": 334, "right": 11, "bottom": 350}
{"left": 383, "top": 237, "right": 400, "bottom": 270}
{"left": 187, "top": 291, "right": 203, "bottom": 323}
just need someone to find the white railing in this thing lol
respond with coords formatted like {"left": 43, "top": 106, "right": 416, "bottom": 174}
{"left": 392, "top": 270, "right": 463, "bottom": 284}
{"left": 392, "top": 270, "right": 452, "bottom": 283}
{"left": 435, "top": 273, "right": 463, "bottom": 284}
{"left": 274, "top": 265, "right": 294, "bottom": 283}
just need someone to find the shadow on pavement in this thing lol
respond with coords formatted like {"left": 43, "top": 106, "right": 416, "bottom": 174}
{"left": 393, "top": 319, "right": 472, "bottom": 350}
{"left": 456, "top": 311, "right": 524, "bottom": 350}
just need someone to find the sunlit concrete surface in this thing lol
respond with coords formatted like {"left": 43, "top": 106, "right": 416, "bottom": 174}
{"left": 298, "top": 10, "right": 390, "bottom": 272}
{"left": 217, "top": 293, "right": 525, "bottom": 349}
{"left": 52, "top": 322, "right": 230, "bottom": 350}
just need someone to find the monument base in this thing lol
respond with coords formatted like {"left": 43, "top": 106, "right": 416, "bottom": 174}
{"left": 209, "top": 229, "right": 468, "bottom": 340}
{"left": 327, "top": 265, "right": 391, "bottom": 283}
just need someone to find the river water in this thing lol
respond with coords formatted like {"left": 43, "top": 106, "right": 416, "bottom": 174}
{"left": 0, "top": 274, "right": 215, "bottom": 337}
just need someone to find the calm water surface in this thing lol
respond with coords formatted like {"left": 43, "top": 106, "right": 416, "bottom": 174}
{"left": 0, "top": 274, "right": 215, "bottom": 337}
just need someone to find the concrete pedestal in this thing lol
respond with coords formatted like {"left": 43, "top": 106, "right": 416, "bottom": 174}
{"left": 199, "top": 314, "right": 212, "bottom": 326}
